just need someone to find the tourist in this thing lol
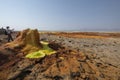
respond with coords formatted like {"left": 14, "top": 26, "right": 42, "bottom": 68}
{"left": 6, "top": 26, "right": 14, "bottom": 42}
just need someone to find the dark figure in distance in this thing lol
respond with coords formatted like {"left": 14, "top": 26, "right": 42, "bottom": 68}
{"left": 6, "top": 26, "right": 13, "bottom": 42}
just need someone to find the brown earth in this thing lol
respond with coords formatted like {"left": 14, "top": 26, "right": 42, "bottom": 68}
{"left": 0, "top": 31, "right": 120, "bottom": 80}
{"left": 47, "top": 32, "right": 120, "bottom": 38}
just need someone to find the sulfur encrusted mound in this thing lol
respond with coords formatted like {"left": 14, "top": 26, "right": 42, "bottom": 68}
{"left": 5, "top": 29, "right": 42, "bottom": 54}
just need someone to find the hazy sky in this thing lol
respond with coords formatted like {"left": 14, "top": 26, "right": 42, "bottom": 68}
{"left": 0, "top": 0, "right": 120, "bottom": 31}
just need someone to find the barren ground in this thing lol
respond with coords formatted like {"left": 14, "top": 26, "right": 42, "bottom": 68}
{"left": 0, "top": 32, "right": 120, "bottom": 80}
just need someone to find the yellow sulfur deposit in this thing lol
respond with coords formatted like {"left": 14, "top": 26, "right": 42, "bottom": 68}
{"left": 25, "top": 41, "right": 56, "bottom": 58}
{"left": 4, "top": 29, "right": 56, "bottom": 59}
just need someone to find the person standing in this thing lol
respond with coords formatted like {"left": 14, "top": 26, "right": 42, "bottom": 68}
{"left": 6, "top": 26, "right": 13, "bottom": 42}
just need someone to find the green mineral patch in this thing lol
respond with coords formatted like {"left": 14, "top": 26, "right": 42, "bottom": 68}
{"left": 25, "top": 41, "right": 56, "bottom": 58}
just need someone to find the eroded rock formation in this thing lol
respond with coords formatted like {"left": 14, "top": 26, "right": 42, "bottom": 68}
{"left": 5, "top": 29, "right": 42, "bottom": 54}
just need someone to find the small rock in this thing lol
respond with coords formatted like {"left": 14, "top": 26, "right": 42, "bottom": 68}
{"left": 71, "top": 72, "right": 80, "bottom": 79}
{"left": 53, "top": 75, "right": 63, "bottom": 80}
{"left": 81, "top": 74, "right": 86, "bottom": 79}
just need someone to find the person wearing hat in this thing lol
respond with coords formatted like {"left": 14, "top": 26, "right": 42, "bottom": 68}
{"left": 6, "top": 26, "right": 13, "bottom": 42}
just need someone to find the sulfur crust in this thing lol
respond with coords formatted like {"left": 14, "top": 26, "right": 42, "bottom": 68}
{"left": 25, "top": 41, "right": 56, "bottom": 58}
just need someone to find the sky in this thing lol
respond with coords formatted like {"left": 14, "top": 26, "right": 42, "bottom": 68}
{"left": 0, "top": 0, "right": 120, "bottom": 31}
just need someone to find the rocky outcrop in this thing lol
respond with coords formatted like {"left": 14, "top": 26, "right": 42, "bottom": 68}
{"left": 5, "top": 29, "right": 42, "bottom": 54}
{"left": 0, "top": 29, "right": 5, "bottom": 35}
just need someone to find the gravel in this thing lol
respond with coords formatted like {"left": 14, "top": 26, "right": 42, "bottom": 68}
{"left": 40, "top": 34, "right": 120, "bottom": 68}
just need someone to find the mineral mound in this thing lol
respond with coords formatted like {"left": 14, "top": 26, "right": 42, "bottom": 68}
{"left": 5, "top": 29, "right": 42, "bottom": 54}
